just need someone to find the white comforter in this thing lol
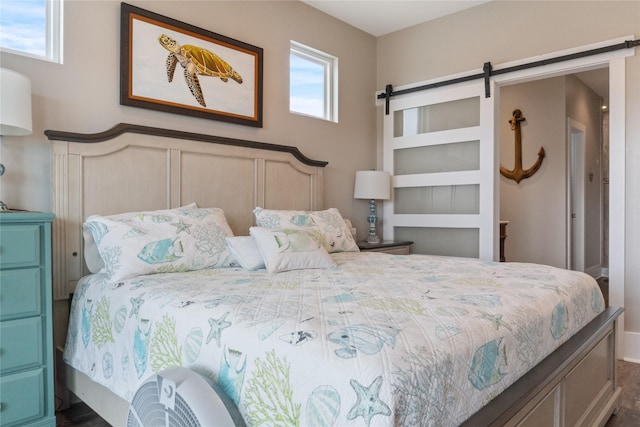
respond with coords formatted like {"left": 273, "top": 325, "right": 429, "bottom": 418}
{"left": 64, "top": 252, "right": 604, "bottom": 426}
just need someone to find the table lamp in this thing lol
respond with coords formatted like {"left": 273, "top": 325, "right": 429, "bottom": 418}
{"left": 0, "top": 68, "right": 33, "bottom": 211}
{"left": 354, "top": 170, "right": 391, "bottom": 243}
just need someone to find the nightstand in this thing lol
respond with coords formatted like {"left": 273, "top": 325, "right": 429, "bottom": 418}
{"left": 0, "top": 211, "right": 56, "bottom": 427}
{"left": 357, "top": 240, "right": 413, "bottom": 255}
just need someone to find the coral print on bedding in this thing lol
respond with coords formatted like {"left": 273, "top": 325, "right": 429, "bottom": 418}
{"left": 64, "top": 251, "right": 605, "bottom": 426}
{"left": 84, "top": 206, "right": 235, "bottom": 281}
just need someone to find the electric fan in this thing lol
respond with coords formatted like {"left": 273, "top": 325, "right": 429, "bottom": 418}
{"left": 127, "top": 367, "right": 245, "bottom": 427}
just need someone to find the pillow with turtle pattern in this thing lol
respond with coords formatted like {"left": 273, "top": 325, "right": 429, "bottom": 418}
{"left": 84, "top": 206, "right": 235, "bottom": 281}
{"left": 253, "top": 207, "right": 359, "bottom": 253}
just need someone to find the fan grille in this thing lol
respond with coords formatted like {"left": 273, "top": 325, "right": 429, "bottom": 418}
{"left": 128, "top": 377, "right": 201, "bottom": 427}
{"left": 169, "top": 393, "right": 200, "bottom": 427}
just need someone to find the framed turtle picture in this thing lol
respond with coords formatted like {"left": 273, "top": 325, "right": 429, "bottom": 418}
{"left": 120, "top": 3, "right": 263, "bottom": 127}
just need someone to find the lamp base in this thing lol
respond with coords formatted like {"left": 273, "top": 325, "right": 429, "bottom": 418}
{"left": 365, "top": 233, "right": 381, "bottom": 244}
{"left": 365, "top": 198, "right": 381, "bottom": 244}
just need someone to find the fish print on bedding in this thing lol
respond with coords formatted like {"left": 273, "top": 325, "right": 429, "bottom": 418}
{"left": 64, "top": 252, "right": 604, "bottom": 426}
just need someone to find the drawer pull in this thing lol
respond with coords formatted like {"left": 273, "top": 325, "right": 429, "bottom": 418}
{"left": 72, "top": 252, "right": 78, "bottom": 256}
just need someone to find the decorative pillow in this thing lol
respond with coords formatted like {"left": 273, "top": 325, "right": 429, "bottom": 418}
{"left": 249, "top": 227, "right": 336, "bottom": 273}
{"left": 225, "top": 236, "right": 265, "bottom": 271}
{"left": 253, "top": 207, "right": 359, "bottom": 253}
{"left": 84, "top": 206, "right": 235, "bottom": 281}
{"left": 83, "top": 203, "right": 199, "bottom": 273}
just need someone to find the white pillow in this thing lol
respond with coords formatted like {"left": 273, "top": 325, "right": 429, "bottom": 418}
{"left": 83, "top": 224, "right": 107, "bottom": 273}
{"left": 225, "top": 236, "right": 265, "bottom": 270}
{"left": 84, "top": 206, "right": 235, "bottom": 281}
{"left": 249, "top": 227, "right": 336, "bottom": 274}
{"left": 253, "top": 207, "right": 359, "bottom": 253}
{"left": 82, "top": 203, "right": 198, "bottom": 273}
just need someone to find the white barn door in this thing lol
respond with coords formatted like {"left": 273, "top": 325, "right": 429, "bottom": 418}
{"left": 382, "top": 81, "right": 498, "bottom": 261}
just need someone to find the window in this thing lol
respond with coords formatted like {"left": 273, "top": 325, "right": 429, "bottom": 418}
{"left": 290, "top": 41, "right": 337, "bottom": 122}
{"left": 0, "top": 0, "right": 63, "bottom": 63}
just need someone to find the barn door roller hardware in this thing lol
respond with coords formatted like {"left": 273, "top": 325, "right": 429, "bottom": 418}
{"left": 379, "top": 39, "right": 640, "bottom": 115}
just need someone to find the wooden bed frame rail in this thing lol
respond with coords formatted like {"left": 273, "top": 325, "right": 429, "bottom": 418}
{"left": 463, "top": 306, "right": 623, "bottom": 427}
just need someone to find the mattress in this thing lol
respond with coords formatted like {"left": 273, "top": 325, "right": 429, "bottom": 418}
{"left": 64, "top": 252, "right": 604, "bottom": 426}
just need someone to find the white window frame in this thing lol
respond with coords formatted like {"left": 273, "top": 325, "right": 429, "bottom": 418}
{"left": 290, "top": 41, "right": 338, "bottom": 122}
{"left": 1, "top": 0, "right": 63, "bottom": 63}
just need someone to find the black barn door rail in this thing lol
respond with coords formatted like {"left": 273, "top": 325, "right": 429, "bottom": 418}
{"left": 378, "top": 39, "right": 640, "bottom": 115}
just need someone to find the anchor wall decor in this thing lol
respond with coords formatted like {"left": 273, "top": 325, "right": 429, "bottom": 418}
{"left": 500, "top": 109, "right": 545, "bottom": 183}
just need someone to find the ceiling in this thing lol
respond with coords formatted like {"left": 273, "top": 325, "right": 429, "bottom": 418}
{"left": 574, "top": 68, "right": 609, "bottom": 107}
{"left": 302, "top": 0, "right": 609, "bottom": 105}
{"left": 302, "top": 0, "right": 489, "bottom": 37}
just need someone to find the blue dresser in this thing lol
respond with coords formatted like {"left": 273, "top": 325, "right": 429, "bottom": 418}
{"left": 0, "top": 212, "right": 55, "bottom": 427}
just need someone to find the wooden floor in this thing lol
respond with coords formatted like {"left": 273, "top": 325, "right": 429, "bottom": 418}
{"left": 56, "top": 401, "right": 109, "bottom": 427}
{"left": 598, "top": 276, "right": 610, "bottom": 307}
{"left": 56, "top": 361, "right": 640, "bottom": 426}
{"left": 605, "top": 360, "right": 640, "bottom": 427}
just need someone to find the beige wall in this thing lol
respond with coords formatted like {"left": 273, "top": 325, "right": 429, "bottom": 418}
{"left": 499, "top": 77, "right": 566, "bottom": 268}
{"left": 377, "top": 1, "right": 640, "bottom": 341}
{"left": 0, "top": 0, "right": 377, "bottom": 238}
{"left": 499, "top": 75, "right": 603, "bottom": 272}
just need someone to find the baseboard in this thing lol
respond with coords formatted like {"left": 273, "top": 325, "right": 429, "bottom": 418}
{"left": 585, "top": 264, "right": 601, "bottom": 279}
{"left": 623, "top": 331, "right": 640, "bottom": 364}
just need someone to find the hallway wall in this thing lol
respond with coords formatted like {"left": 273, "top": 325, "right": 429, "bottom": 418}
{"left": 499, "top": 78, "right": 566, "bottom": 267}
{"left": 499, "top": 75, "right": 603, "bottom": 272}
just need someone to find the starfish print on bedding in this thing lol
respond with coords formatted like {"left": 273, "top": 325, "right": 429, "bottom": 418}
{"left": 171, "top": 219, "right": 192, "bottom": 234}
{"left": 129, "top": 294, "right": 145, "bottom": 319}
{"left": 207, "top": 312, "right": 231, "bottom": 347}
{"left": 347, "top": 376, "right": 391, "bottom": 426}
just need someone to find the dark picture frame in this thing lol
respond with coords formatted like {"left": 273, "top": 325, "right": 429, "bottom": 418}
{"left": 120, "top": 3, "right": 263, "bottom": 127}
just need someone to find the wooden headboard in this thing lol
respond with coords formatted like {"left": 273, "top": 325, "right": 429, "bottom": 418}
{"left": 46, "top": 123, "right": 327, "bottom": 300}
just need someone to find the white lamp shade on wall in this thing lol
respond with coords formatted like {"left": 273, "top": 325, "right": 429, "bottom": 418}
{"left": 0, "top": 68, "right": 33, "bottom": 136}
{"left": 354, "top": 170, "right": 391, "bottom": 200}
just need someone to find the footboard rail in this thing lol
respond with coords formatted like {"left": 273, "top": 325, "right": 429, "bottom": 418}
{"left": 462, "top": 306, "right": 623, "bottom": 427}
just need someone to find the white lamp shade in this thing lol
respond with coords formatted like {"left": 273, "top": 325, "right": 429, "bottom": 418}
{"left": 354, "top": 170, "right": 391, "bottom": 200}
{"left": 0, "top": 68, "right": 33, "bottom": 136}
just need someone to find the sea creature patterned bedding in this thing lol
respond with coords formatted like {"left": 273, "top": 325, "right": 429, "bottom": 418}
{"left": 64, "top": 252, "right": 605, "bottom": 426}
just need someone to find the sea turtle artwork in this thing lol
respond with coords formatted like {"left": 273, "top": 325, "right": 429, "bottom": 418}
{"left": 158, "top": 34, "right": 243, "bottom": 107}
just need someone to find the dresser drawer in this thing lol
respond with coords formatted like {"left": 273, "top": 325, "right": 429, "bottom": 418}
{"left": 0, "top": 225, "right": 41, "bottom": 268}
{"left": 0, "top": 368, "right": 46, "bottom": 426}
{"left": 0, "top": 317, "right": 43, "bottom": 374}
{"left": 0, "top": 268, "right": 41, "bottom": 321}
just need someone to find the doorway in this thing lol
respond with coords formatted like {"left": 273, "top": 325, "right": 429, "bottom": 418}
{"left": 498, "top": 76, "right": 603, "bottom": 274}
{"left": 568, "top": 119, "right": 586, "bottom": 272}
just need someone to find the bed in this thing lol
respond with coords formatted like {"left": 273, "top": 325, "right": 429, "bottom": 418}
{"left": 47, "top": 124, "right": 622, "bottom": 427}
